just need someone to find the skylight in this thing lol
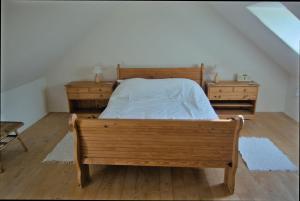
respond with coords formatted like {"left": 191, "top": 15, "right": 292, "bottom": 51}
{"left": 247, "top": 2, "right": 300, "bottom": 54}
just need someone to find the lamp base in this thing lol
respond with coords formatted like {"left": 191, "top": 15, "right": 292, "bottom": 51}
{"left": 95, "top": 74, "right": 101, "bottom": 83}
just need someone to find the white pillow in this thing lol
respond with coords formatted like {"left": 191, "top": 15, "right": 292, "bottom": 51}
{"left": 111, "top": 78, "right": 202, "bottom": 101}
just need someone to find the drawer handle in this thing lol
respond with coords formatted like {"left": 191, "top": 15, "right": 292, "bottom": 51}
{"left": 243, "top": 89, "right": 247, "bottom": 92}
{"left": 219, "top": 89, "right": 222, "bottom": 92}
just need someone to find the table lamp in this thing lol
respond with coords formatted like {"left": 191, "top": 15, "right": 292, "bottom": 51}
{"left": 93, "top": 66, "right": 103, "bottom": 83}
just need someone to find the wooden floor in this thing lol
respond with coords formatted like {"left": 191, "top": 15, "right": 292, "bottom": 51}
{"left": 0, "top": 112, "right": 298, "bottom": 200}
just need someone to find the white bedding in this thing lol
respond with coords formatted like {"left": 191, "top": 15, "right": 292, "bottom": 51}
{"left": 99, "top": 78, "right": 218, "bottom": 120}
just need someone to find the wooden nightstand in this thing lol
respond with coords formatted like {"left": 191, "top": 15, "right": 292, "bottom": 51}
{"left": 206, "top": 80, "right": 259, "bottom": 119}
{"left": 65, "top": 81, "right": 116, "bottom": 118}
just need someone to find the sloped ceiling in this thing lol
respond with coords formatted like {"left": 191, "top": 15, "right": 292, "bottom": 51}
{"left": 284, "top": 2, "right": 300, "bottom": 19}
{"left": 209, "top": 1, "right": 299, "bottom": 76}
{"left": 2, "top": 1, "right": 298, "bottom": 92}
{"left": 1, "top": 0, "right": 117, "bottom": 91}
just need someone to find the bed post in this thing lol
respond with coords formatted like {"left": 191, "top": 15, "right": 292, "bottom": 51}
{"left": 224, "top": 115, "right": 244, "bottom": 194}
{"left": 200, "top": 63, "right": 205, "bottom": 88}
{"left": 69, "top": 114, "right": 90, "bottom": 188}
{"left": 117, "top": 64, "right": 121, "bottom": 80}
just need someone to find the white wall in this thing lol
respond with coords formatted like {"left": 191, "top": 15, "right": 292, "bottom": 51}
{"left": 46, "top": 2, "right": 288, "bottom": 113}
{"left": 2, "top": 0, "right": 112, "bottom": 91}
{"left": 1, "top": 1, "right": 48, "bottom": 132}
{"left": 284, "top": 75, "right": 299, "bottom": 122}
{"left": 1, "top": 0, "right": 6, "bottom": 86}
{"left": 0, "top": 77, "right": 48, "bottom": 132}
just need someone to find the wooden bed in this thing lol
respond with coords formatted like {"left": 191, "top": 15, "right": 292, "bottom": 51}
{"left": 69, "top": 63, "right": 244, "bottom": 194}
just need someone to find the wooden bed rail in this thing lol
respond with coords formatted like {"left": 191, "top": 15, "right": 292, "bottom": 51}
{"left": 69, "top": 114, "right": 244, "bottom": 194}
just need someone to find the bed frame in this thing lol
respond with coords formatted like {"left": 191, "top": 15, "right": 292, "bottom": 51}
{"left": 116, "top": 63, "right": 206, "bottom": 88}
{"left": 69, "top": 63, "right": 244, "bottom": 194}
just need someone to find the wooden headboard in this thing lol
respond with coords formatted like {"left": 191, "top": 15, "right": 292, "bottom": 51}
{"left": 117, "top": 63, "right": 205, "bottom": 87}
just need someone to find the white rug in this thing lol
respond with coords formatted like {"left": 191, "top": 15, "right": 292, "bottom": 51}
{"left": 43, "top": 132, "right": 74, "bottom": 164}
{"left": 43, "top": 134, "right": 298, "bottom": 172}
{"left": 239, "top": 137, "right": 297, "bottom": 171}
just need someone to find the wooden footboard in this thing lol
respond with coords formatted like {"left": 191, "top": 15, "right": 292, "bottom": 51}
{"left": 69, "top": 114, "right": 244, "bottom": 194}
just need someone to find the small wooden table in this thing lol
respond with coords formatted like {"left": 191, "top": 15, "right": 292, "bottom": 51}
{"left": 65, "top": 81, "right": 115, "bottom": 118}
{"left": 0, "top": 121, "right": 28, "bottom": 173}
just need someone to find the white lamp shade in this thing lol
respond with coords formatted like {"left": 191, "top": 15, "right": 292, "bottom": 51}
{"left": 93, "top": 66, "right": 103, "bottom": 74}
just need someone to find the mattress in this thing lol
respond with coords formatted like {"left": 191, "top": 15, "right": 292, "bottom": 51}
{"left": 99, "top": 78, "right": 218, "bottom": 120}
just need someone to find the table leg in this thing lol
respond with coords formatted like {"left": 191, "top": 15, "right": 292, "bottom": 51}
{"left": 0, "top": 150, "right": 3, "bottom": 173}
{"left": 15, "top": 130, "right": 28, "bottom": 152}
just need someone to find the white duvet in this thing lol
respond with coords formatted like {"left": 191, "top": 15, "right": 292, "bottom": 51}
{"left": 99, "top": 78, "right": 218, "bottom": 120}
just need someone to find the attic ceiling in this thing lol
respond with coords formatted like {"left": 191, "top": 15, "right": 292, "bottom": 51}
{"left": 209, "top": 1, "right": 299, "bottom": 76}
{"left": 1, "top": 1, "right": 299, "bottom": 92}
{"left": 1, "top": 0, "right": 117, "bottom": 91}
{"left": 284, "top": 2, "right": 300, "bottom": 19}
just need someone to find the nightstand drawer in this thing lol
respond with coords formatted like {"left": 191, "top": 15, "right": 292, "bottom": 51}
{"left": 67, "top": 87, "right": 89, "bottom": 93}
{"left": 210, "top": 87, "right": 234, "bottom": 93}
{"left": 209, "top": 93, "right": 257, "bottom": 100}
{"left": 68, "top": 93, "right": 110, "bottom": 100}
{"left": 88, "top": 87, "right": 113, "bottom": 93}
{"left": 234, "top": 86, "right": 257, "bottom": 93}
{"left": 209, "top": 86, "right": 257, "bottom": 100}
